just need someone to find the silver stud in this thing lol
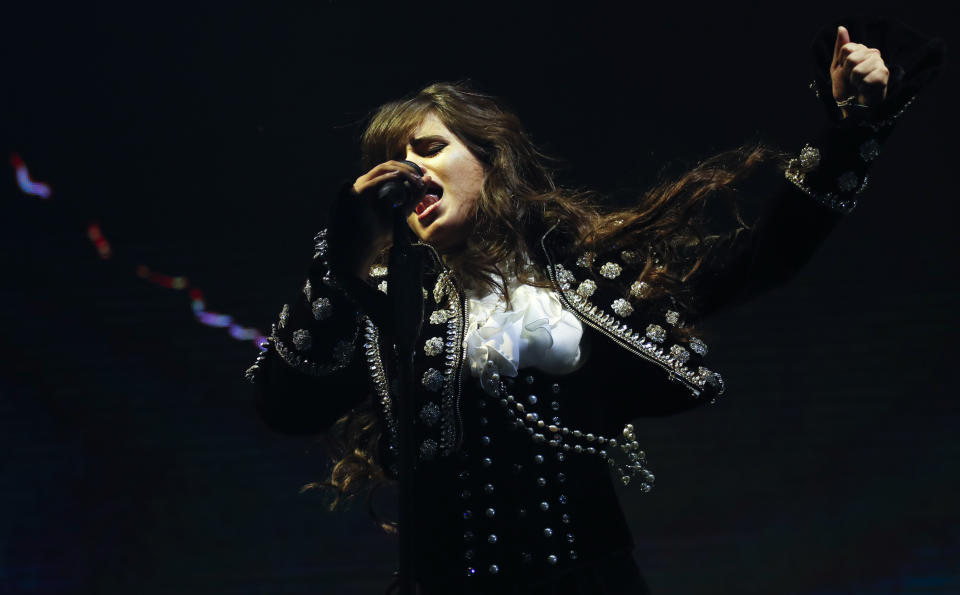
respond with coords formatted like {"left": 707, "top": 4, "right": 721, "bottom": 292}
{"left": 534, "top": 454, "right": 544, "bottom": 464}
{"left": 547, "top": 555, "right": 558, "bottom": 565}
{"left": 527, "top": 394, "right": 538, "bottom": 405}
{"left": 859, "top": 138, "right": 880, "bottom": 162}
{"left": 482, "top": 457, "right": 492, "bottom": 467}
{"left": 291, "top": 329, "right": 312, "bottom": 352}
{"left": 599, "top": 262, "right": 622, "bottom": 279}
{"left": 799, "top": 144, "right": 821, "bottom": 170}
{"left": 630, "top": 280, "right": 652, "bottom": 298}
{"left": 485, "top": 508, "right": 496, "bottom": 519}
{"left": 423, "top": 336, "right": 444, "bottom": 357}
{"left": 480, "top": 436, "right": 491, "bottom": 446}
{"left": 645, "top": 324, "right": 666, "bottom": 343}
{"left": 539, "top": 501, "right": 550, "bottom": 511}
{"left": 837, "top": 171, "right": 859, "bottom": 193}
{"left": 611, "top": 298, "right": 634, "bottom": 317}
{"left": 483, "top": 483, "right": 494, "bottom": 495}
{"left": 543, "top": 528, "right": 553, "bottom": 538}
{"left": 537, "top": 477, "right": 547, "bottom": 487}
{"left": 488, "top": 534, "right": 498, "bottom": 544}
{"left": 464, "top": 531, "right": 474, "bottom": 542}
{"left": 488, "top": 564, "right": 499, "bottom": 575}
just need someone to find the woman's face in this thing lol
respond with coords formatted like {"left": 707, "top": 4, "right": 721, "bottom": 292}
{"left": 404, "top": 112, "right": 486, "bottom": 251}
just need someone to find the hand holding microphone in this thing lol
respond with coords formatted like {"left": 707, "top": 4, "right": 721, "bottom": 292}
{"left": 351, "top": 159, "right": 428, "bottom": 208}
{"left": 338, "top": 160, "right": 429, "bottom": 279}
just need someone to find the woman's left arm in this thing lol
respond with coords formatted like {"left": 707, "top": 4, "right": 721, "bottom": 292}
{"left": 691, "top": 22, "right": 943, "bottom": 318}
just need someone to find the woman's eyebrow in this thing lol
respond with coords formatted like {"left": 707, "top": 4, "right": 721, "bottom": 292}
{"left": 410, "top": 134, "right": 448, "bottom": 145}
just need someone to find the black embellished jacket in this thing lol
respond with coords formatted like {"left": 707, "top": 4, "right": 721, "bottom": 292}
{"left": 246, "top": 20, "right": 940, "bottom": 594}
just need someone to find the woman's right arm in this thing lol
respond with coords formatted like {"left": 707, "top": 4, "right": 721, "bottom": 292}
{"left": 246, "top": 226, "right": 381, "bottom": 435}
{"left": 247, "top": 161, "right": 426, "bottom": 435}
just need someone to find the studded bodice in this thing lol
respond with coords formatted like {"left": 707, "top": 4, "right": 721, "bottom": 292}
{"left": 412, "top": 370, "right": 636, "bottom": 591}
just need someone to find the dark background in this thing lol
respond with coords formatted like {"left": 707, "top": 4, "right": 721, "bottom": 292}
{"left": 2, "top": 1, "right": 957, "bottom": 593}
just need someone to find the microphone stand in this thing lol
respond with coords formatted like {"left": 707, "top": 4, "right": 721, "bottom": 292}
{"left": 388, "top": 205, "right": 425, "bottom": 595}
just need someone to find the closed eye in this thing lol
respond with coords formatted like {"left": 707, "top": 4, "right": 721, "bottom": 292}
{"left": 421, "top": 143, "right": 446, "bottom": 157}
{"left": 410, "top": 135, "right": 448, "bottom": 158}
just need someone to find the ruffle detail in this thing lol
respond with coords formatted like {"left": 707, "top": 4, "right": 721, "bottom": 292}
{"left": 466, "top": 283, "right": 584, "bottom": 396}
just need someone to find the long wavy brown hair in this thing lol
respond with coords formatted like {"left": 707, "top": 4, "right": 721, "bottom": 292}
{"left": 308, "top": 81, "right": 784, "bottom": 520}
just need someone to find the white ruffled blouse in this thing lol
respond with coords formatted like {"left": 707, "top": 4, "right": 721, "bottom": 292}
{"left": 464, "top": 275, "right": 584, "bottom": 396}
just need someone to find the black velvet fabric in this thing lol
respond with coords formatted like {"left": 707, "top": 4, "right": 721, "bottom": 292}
{"left": 249, "top": 20, "right": 942, "bottom": 594}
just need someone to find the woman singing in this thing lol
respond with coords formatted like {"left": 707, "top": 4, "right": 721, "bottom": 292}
{"left": 246, "top": 20, "right": 941, "bottom": 595}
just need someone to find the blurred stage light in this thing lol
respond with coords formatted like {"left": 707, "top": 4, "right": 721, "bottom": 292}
{"left": 10, "top": 153, "right": 53, "bottom": 199}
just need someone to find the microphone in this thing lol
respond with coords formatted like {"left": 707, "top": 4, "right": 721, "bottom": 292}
{"left": 377, "top": 160, "right": 423, "bottom": 209}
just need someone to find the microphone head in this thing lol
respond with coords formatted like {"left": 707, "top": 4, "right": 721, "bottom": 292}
{"left": 379, "top": 160, "right": 423, "bottom": 208}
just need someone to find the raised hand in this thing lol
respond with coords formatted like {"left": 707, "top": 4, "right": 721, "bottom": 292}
{"left": 831, "top": 25, "right": 890, "bottom": 119}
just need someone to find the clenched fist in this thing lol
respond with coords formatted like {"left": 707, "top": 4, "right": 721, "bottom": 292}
{"left": 831, "top": 25, "right": 890, "bottom": 119}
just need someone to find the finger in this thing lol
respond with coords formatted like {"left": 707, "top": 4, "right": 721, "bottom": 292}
{"left": 833, "top": 25, "right": 851, "bottom": 64}
{"left": 852, "top": 54, "right": 884, "bottom": 76}
{"left": 356, "top": 170, "right": 409, "bottom": 195}
{"left": 361, "top": 162, "right": 420, "bottom": 185}
{"left": 387, "top": 160, "right": 424, "bottom": 176}
{"left": 358, "top": 163, "right": 399, "bottom": 182}
{"left": 838, "top": 44, "right": 869, "bottom": 67}
{"left": 862, "top": 67, "right": 890, "bottom": 87}
{"left": 382, "top": 166, "right": 425, "bottom": 190}
{"left": 849, "top": 55, "right": 885, "bottom": 90}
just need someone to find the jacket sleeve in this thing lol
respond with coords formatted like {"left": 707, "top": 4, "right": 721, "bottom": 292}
{"left": 244, "top": 230, "right": 373, "bottom": 434}
{"left": 545, "top": 19, "right": 943, "bottom": 414}
{"left": 246, "top": 187, "right": 396, "bottom": 435}
{"left": 675, "top": 17, "right": 944, "bottom": 319}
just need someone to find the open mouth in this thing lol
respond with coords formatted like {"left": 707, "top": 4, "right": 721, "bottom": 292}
{"left": 414, "top": 181, "right": 444, "bottom": 218}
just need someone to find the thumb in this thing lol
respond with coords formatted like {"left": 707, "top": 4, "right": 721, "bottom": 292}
{"left": 833, "top": 25, "right": 851, "bottom": 63}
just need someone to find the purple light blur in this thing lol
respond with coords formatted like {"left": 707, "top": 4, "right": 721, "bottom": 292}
{"left": 11, "top": 154, "right": 52, "bottom": 198}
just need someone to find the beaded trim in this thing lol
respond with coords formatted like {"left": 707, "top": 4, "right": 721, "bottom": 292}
{"left": 363, "top": 317, "right": 399, "bottom": 469}
{"left": 784, "top": 143, "right": 867, "bottom": 214}
{"left": 549, "top": 263, "right": 724, "bottom": 398}
{"left": 434, "top": 272, "right": 466, "bottom": 455}
{"left": 271, "top": 320, "right": 359, "bottom": 376}
{"left": 489, "top": 383, "right": 656, "bottom": 490}
{"left": 244, "top": 338, "right": 272, "bottom": 383}
{"left": 860, "top": 95, "right": 916, "bottom": 133}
